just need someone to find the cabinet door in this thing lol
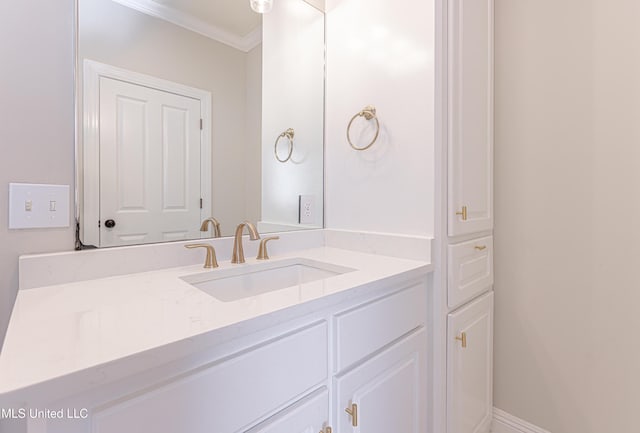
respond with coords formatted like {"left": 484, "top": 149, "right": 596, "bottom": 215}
{"left": 447, "top": 0, "right": 494, "bottom": 237}
{"left": 335, "top": 328, "right": 427, "bottom": 433}
{"left": 447, "top": 292, "right": 493, "bottom": 433}
{"left": 246, "top": 388, "right": 329, "bottom": 433}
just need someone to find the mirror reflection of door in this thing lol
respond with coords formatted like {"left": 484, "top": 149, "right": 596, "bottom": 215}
{"left": 99, "top": 77, "right": 203, "bottom": 247}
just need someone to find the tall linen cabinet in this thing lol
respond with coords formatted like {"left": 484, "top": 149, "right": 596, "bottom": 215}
{"left": 435, "top": 0, "right": 494, "bottom": 432}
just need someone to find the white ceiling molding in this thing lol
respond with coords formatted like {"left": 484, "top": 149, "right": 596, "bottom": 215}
{"left": 303, "top": 0, "right": 325, "bottom": 12}
{"left": 111, "top": 0, "right": 262, "bottom": 52}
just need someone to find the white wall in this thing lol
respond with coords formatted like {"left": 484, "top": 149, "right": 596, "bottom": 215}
{"left": 325, "top": 0, "right": 435, "bottom": 237}
{"left": 0, "top": 0, "right": 75, "bottom": 348}
{"left": 79, "top": 0, "right": 257, "bottom": 237}
{"left": 261, "top": 0, "right": 325, "bottom": 229}
{"left": 495, "top": 1, "right": 640, "bottom": 432}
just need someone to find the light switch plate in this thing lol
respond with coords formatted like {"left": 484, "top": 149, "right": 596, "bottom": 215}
{"left": 9, "top": 183, "right": 70, "bottom": 229}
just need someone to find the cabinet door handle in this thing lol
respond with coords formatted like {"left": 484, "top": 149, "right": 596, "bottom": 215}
{"left": 456, "top": 206, "right": 468, "bottom": 221}
{"left": 345, "top": 403, "right": 358, "bottom": 427}
{"left": 474, "top": 245, "right": 487, "bottom": 251}
{"left": 455, "top": 332, "right": 467, "bottom": 348}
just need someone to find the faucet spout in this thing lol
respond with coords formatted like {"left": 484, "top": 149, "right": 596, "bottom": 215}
{"left": 232, "top": 221, "right": 260, "bottom": 264}
{"left": 200, "top": 217, "right": 221, "bottom": 238}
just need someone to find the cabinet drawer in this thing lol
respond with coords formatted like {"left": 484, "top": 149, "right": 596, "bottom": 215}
{"left": 246, "top": 388, "right": 328, "bottom": 433}
{"left": 92, "top": 322, "right": 328, "bottom": 433}
{"left": 448, "top": 236, "right": 493, "bottom": 309}
{"left": 334, "top": 283, "right": 426, "bottom": 372}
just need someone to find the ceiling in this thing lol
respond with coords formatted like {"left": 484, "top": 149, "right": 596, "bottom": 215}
{"left": 111, "top": 0, "right": 262, "bottom": 51}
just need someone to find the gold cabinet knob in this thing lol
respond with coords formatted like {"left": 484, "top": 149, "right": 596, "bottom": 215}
{"left": 455, "top": 332, "right": 467, "bottom": 348}
{"left": 345, "top": 403, "right": 358, "bottom": 427}
{"left": 456, "top": 205, "right": 468, "bottom": 221}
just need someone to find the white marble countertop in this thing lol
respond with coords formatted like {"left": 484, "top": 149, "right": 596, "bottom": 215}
{"left": 0, "top": 247, "right": 431, "bottom": 403}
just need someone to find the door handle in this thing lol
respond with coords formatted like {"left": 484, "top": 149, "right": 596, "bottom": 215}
{"left": 345, "top": 403, "right": 358, "bottom": 427}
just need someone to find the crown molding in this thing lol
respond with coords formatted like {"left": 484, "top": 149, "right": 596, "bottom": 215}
{"left": 111, "top": 0, "right": 261, "bottom": 52}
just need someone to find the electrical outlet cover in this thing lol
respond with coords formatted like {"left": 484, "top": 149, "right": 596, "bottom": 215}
{"left": 299, "top": 195, "right": 315, "bottom": 225}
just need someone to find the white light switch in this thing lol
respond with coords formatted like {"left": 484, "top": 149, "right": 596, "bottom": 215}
{"left": 9, "top": 183, "right": 70, "bottom": 229}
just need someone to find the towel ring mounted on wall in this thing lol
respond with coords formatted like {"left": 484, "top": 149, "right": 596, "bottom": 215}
{"left": 347, "top": 105, "right": 380, "bottom": 151}
{"left": 274, "top": 128, "right": 295, "bottom": 163}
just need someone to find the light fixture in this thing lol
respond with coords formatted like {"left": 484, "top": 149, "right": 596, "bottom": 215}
{"left": 250, "top": 0, "right": 273, "bottom": 13}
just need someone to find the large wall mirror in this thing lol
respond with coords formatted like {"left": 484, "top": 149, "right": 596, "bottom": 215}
{"left": 76, "top": 0, "right": 325, "bottom": 248}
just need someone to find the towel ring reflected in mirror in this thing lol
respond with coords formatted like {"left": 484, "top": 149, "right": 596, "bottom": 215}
{"left": 347, "top": 105, "right": 380, "bottom": 151}
{"left": 274, "top": 128, "right": 295, "bottom": 163}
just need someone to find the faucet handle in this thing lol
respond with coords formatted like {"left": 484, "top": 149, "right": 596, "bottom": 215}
{"left": 257, "top": 236, "right": 279, "bottom": 260}
{"left": 185, "top": 243, "right": 218, "bottom": 268}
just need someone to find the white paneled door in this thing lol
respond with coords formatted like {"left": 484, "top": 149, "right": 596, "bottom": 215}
{"left": 99, "top": 77, "right": 202, "bottom": 247}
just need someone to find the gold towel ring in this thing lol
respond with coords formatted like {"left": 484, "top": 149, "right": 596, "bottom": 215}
{"left": 347, "top": 105, "right": 380, "bottom": 151}
{"left": 274, "top": 128, "right": 295, "bottom": 163}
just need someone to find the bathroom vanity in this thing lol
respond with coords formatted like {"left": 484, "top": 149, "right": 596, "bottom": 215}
{"left": 0, "top": 238, "right": 432, "bottom": 433}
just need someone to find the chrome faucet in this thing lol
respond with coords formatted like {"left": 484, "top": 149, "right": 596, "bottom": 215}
{"left": 231, "top": 221, "right": 260, "bottom": 264}
{"left": 200, "top": 217, "right": 221, "bottom": 238}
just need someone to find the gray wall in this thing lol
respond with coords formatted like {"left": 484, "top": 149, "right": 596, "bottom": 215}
{"left": 495, "top": 0, "right": 640, "bottom": 431}
{"left": 0, "top": 0, "right": 76, "bottom": 348}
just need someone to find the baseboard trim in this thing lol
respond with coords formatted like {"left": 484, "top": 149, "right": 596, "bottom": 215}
{"left": 492, "top": 408, "right": 551, "bottom": 433}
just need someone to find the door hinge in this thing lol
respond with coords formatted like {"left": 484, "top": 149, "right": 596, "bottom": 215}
{"left": 200, "top": 198, "right": 203, "bottom": 209}
{"left": 200, "top": 118, "right": 203, "bottom": 130}
{"left": 98, "top": 220, "right": 101, "bottom": 228}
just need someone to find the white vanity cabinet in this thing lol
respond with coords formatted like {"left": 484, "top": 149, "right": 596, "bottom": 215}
{"left": 11, "top": 273, "right": 429, "bottom": 433}
{"left": 446, "top": 292, "right": 493, "bottom": 433}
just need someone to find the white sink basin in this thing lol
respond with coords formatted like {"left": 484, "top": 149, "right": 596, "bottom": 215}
{"left": 181, "top": 258, "right": 356, "bottom": 302}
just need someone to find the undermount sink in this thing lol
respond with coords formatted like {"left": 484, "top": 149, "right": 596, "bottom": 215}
{"left": 181, "top": 258, "right": 356, "bottom": 302}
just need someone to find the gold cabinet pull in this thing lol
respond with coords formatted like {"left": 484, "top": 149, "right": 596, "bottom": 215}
{"left": 455, "top": 332, "right": 467, "bottom": 348}
{"left": 345, "top": 403, "right": 358, "bottom": 427}
{"left": 474, "top": 245, "right": 487, "bottom": 251}
{"left": 456, "top": 205, "right": 468, "bottom": 221}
